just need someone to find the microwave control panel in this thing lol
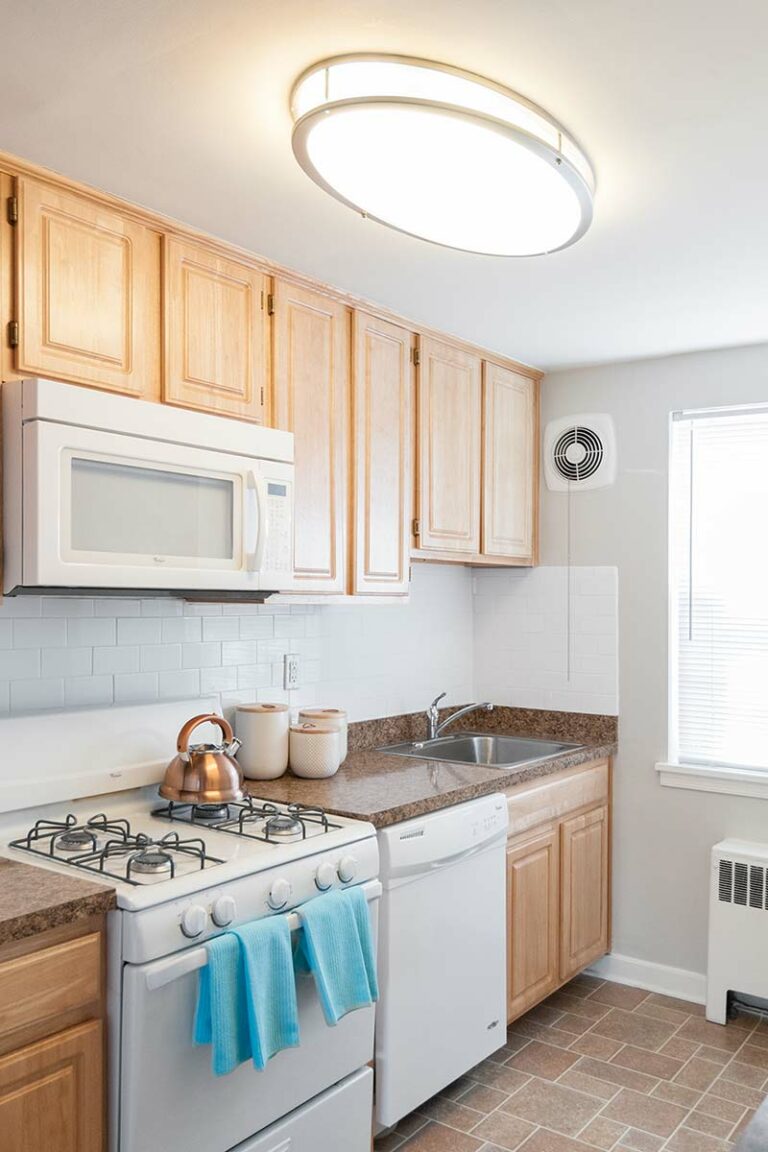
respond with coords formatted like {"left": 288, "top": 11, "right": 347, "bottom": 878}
{"left": 264, "top": 481, "right": 292, "bottom": 573}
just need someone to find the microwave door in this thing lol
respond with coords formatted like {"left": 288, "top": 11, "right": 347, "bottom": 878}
{"left": 21, "top": 421, "right": 268, "bottom": 592}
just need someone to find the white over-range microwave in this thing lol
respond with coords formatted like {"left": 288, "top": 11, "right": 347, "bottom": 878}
{"left": 2, "top": 378, "right": 295, "bottom": 598}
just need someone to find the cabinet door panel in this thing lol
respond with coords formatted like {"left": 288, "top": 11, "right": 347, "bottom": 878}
{"left": 0, "top": 1020, "right": 102, "bottom": 1152}
{"left": 560, "top": 805, "right": 610, "bottom": 981}
{"left": 482, "top": 363, "right": 537, "bottom": 561}
{"left": 416, "top": 337, "right": 481, "bottom": 553}
{"left": 164, "top": 238, "right": 268, "bottom": 422}
{"left": 272, "top": 282, "right": 349, "bottom": 592}
{"left": 507, "top": 827, "right": 559, "bottom": 1022}
{"left": 352, "top": 313, "right": 413, "bottom": 595}
{"left": 16, "top": 177, "right": 160, "bottom": 398}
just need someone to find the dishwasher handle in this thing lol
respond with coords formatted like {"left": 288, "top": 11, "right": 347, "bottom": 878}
{"left": 384, "top": 829, "right": 507, "bottom": 884}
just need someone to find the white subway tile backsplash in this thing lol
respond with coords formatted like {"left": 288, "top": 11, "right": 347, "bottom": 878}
{"left": 11, "top": 678, "right": 65, "bottom": 711}
{"left": 95, "top": 599, "right": 141, "bottom": 617}
{"left": 114, "top": 672, "right": 159, "bottom": 704}
{"left": 65, "top": 675, "right": 114, "bottom": 708}
{"left": 13, "top": 618, "right": 67, "bottom": 649}
{"left": 93, "top": 646, "right": 140, "bottom": 675}
{"left": 201, "top": 617, "right": 240, "bottom": 642}
{"left": 161, "top": 617, "right": 203, "bottom": 644}
{"left": 221, "top": 640, "right": 260, "bottom": 666}
{"left": 200, "top": 666, "right": 239, "bottom": 695}
{"left": 117, "top": 618, "right": 162, "bottom": 646}
{"left": 0, "top": 649, "right": 40, "bottom": 679}
{"left": 158, "top": 669, "right": 201, "bottom": 699}
{"left": 238, "top": 616, "right": 275, "bottom": 640}
{"left": 42, "top": 598, "right": 94, "bottom": 617}
{"left": 67, "top": 618, "right": 117, "bottom": 647}
{"left": 42, "top": 647, "right": 93, "bottom": 678}
{"left": 237, "top": 664, "right": 272, "bottom": 690}
{"left": 182, "top": 642, "right": 222, "bottom": 669}
{"left": 0, "top": 621, "right": 11, "bottom": 649}
{"left": 140, "top": 644, "right": 182, "bottom": 672}
{"left": 140, "top": 599, "right": 184, "bottom": 617}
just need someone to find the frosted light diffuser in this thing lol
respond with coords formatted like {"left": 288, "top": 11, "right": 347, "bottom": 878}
{"left": 291, "top": 55, "right": 595, "bottom": 256}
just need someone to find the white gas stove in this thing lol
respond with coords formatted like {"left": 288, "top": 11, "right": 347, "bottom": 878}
{"left": 0, "top": 700, "right": 379, "bottom": 1152}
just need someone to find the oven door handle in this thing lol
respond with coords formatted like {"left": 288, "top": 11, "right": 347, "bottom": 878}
{"left": 144, "top": 880, "right": 382, "bottom": 992}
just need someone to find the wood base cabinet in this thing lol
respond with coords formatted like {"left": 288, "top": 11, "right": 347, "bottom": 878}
{"left": 505, "top": 760, "right": 611, "bottom": 1024}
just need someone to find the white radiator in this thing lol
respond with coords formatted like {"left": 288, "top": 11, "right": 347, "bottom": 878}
{"left": 707, "top": 838, "right": 768, "bottom": 1023}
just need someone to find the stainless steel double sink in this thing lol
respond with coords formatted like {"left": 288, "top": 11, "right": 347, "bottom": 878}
{"left": 379, "top": 731, "right": 582, "bottom": 770}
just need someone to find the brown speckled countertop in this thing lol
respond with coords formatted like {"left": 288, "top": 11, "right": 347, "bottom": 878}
{"left": 250, "top": 707, "right": 617, "bottom": 827}
{"left": 0, "top": 856, "right": 116, "bottom": 948}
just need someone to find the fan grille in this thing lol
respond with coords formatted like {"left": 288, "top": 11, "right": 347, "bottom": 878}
{"left": 552, "top": 426, "right": 604, "bottom": 482}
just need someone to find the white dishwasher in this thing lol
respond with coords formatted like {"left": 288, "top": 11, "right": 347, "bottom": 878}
{"left": 374, "top": 793, "right": 508, "bottom": 1128}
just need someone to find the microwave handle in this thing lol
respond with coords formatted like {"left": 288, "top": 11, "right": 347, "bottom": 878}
{"left": 245, "top": 470, "right": 268, "bottom": 573}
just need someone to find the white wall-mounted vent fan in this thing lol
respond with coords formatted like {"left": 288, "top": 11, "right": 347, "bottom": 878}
{"left": 544, "top": 414, "right": 617, "bottom": 491}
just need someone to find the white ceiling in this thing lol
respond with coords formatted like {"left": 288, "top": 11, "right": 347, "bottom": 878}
{"left": 2, "top": 0, "right": 767, "bottom": 370}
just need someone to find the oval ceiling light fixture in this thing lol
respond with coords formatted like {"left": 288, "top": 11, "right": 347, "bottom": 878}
{"left": 291, "top": 54, "right": 595, "bottom": 257}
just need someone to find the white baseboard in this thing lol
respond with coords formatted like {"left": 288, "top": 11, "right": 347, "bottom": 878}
{"left": 587, "top": 952, "right": 706, "bottom": 1005}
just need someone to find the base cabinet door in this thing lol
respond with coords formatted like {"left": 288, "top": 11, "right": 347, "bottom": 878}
{"left": 560, "top": 805, "right": 610, "bottom": 982}
{"left": 163, "top": 237, "right": 269, "bottom": 422}
{"left": 482, "top": 363, "right": 537, "bottom": 562}
{"left": 415, "top": 336, "right": 481, "bottom": 554}
{"left": 0, "top": 1020, "right": 102, "bottom": 1152}
{"left": 15, "top": 177, "right": 161, "bottom": 399}
{"left": 506, "top": 827, "right": 560, "bottom": 1022}
{"left": 351, "top": 312, "right": 414, "bottom": 596}
{"left": 271, "top": 281, "right": 349, "bottom": 592}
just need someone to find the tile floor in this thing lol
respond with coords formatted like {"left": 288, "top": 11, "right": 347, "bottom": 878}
{"left": 374, "top": 976, "right": 765, "bottom": 1152}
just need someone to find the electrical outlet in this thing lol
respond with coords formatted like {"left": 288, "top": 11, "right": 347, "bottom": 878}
{"left": 283, "top": 653, "right": 300, "bottom": 690}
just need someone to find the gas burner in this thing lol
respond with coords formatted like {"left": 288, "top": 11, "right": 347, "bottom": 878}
{"left": 129, "top": 848, "right": 174, "bottom": 877}
{"left": 264, "top": 813, "right": 303, "bottom": 839}
{"left": 56, "top": 827, "right": 98, "bottom": 853}
{"left": 192, "top": 803, "right": 230, "bottom": 821}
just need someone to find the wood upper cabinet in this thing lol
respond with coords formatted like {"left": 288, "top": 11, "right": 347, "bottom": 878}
{"left": 506, "top": 827, "right": 560, "bottom": 1021}
{"left": 272, "top": 281, "right": 349, "bottom": 593}
{"left": 482, "top": 363, "right": 538, "bottom": 562}
{"left": 0, "top": 1020, "right": 103, "bottom": 1152}
{"left": 415, "top": 336, "right": 481, "bottom": 554}
{"left": 351, "top": 312, "right": 414, "bottom": 596}
{"left": 163, "top": 237, "right": 269, "bottom": 422}
{"left": 14, "top": 177, "right": 160, "bottom": 398}
{"left": 560, "top": 804, "right": 610, "bottom": 981}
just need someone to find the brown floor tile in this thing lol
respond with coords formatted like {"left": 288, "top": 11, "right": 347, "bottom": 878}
{"left": 590, "top": 1009, "right": 676, "bottom": 1053}
{"left": 617, "top": 1131, "right": 665, "bottom": 1152}
{"left": 517, "top": 1131, "right": 596, "bottom": 1151}
{"left": 512, "top": 1020, "right": 555, "bottom": 1040}
{"left": 644, "top": 993, "right": 705, "bottom": 1017}
{"left": 507, "top": 1042, "right": 580, "bottom": 1081}
{"left": 546, "top": 994, "right": 612, "bottom": 1022}
{"left": 556, "top": 1013, "right": 598, "bottom": 1036}
{"left": 571, "top": 1057, "right": 659, "bottom": 1095}
{"left": 675, "top": 1018, "right": 747, "bottom": 1052}
{"left": 570, "top": 1033, "right": 624, "bottom": 1061}
{"left": 650, "top": 1081, "right": 701, "bottom": 1109}
{"left": 695, "top": 1092, "right": 750, "bottom": 1122}
{"left": 525, "top": 1005, "right": 568, "bottom": 1028}
{"left": 578, "top": 1116, "right": 627, "bottom": 1150}
{"left": 600, "top": 1087, "right": 688, "bottom": 1137}
{"left": 400, "top": 1121, "right": 484, "bottom": 1151}
{"left": 589, "top": 984, "right": 650, "bottom": 1011}
{"left": 500, "top": 1078, "right": 602, "bottom": 1137}
{"left": 683, "top": 1110, "right": 734, "bottom": 1139}
{"left": 469, "top": 1060, "right": 532, "bottom": 1094}
{"left": 505, "top": 1035, "right": 535, "bottom": 1055}
{"left": 735, "top": 1043, "right": 768, "bottom": 1070}
{"left": 744, "top": 1024, "right": 768, "bottom": 1048}
{"left": 470, "top": 1111, "right": 537, "bottom": 1150}
{"left": 707, "top": 1077, "right": 766, "bottom": 1109}
{"left": 374, "top": 1133, "right": 405, "bottom": 1151}
{"left": 610, "top": 1045, "right": 683, "bottom": 1081}
{"left": 695, "top": 1045, "right": 731, "bottom": 1065}
{"left": 396, "top": 1114, "right": 430, "bottom": 1138}
{"left": 419, "top": 1096, "right": 486, "bottom": 1132}
{"left": 457, "top": 1082, "right": 511, "bottom": 1113}
{"left": 632, "top": 1002, "right": 691, "bottom": 1027}
{"left": 731, "top": 1107, "right": 755, "bottom": 1141}
{"left": 720, "top": 1061, "right": 768, "bottom": 1089}
{"left": 663, "top": 1128, "right": 730, "bottom": 1151}
{"left": 441, "top": 1076, "right": 477, "bottom": 1099}
{"left": 673, "top": 1057, "right": 721, "bottom": 1092}
{"left": 658, "top": 1037, "right": 700, "bottom": 1061}
{"left": 565, "top": 976, "right": 606, "bottom": 997}
{"left": 559, "top": 1070, "right": 622, "bottom": 1101}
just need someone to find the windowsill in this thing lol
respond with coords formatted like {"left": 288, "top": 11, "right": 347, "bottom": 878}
{"left": 656, "top": 760, "right": 768, "bottom": 799}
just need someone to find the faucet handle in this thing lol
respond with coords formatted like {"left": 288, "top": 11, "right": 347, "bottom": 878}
{"left": 429, "top": 692, "right": 447, "bottom": 710}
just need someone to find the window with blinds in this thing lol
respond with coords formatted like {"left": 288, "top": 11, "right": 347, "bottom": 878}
{"left": 670, "top": 407, "right": 768, "bottom": 770}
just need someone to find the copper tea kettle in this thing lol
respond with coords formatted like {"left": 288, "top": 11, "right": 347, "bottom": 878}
{"left": 159, "top": 714, "right": 243, "bottom": 803}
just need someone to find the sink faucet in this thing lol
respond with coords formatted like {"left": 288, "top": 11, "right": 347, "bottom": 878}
{"left": 426, "top": 693, "right": 494, "bottom": 740}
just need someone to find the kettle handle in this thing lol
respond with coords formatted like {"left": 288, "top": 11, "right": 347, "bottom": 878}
{"left": 177, "top": 714, "right": 233, "bottom": 754}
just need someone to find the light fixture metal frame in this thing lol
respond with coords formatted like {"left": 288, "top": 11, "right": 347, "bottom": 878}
{"left": 290, "top": 53, "right": 595, "bottom": 257}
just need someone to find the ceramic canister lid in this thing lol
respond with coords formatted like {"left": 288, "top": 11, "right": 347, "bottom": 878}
{"left": 238, "top": 703, "right": 290, "bottom": 713}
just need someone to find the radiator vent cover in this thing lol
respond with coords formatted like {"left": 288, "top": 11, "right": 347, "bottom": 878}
{"left": 718, "top": 858, "right": 768, "bottom": 909}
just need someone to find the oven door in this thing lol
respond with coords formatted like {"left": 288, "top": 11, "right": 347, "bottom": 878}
{"left": 21, "top": 419, "right": 293, "bottom": 592}
{"left": 117, "top": 891, "right": 378, "bottom": 1152}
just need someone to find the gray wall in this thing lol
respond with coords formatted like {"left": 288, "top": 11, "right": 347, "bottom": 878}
{"left": 541, "top": 343, "right": 768, "bottom": 977}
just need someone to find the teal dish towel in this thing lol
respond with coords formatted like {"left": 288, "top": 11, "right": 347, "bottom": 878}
{"left": 193, "top": 933, "right": 251, "bottom": 1076}
{"left": 233, "top": 916, "right": 299, "bottom": 1070}
{"left": 295, "top": 886, "right": 379, "bottom": 1025}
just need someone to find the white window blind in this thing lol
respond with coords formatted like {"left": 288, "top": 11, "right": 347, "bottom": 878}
{"left": 671, "top": 406, "right": 768, "bottom": 770}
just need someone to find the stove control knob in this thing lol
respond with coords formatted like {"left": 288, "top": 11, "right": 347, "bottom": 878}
{"left": 315, "top": 861, "right": 336, "bottom": 891}
{"left": 268, "top": 877, "right": 292, "bottom": 911}
{"left": 337, "top": 855, "right": 358, "bottom": 884}
{"left": 211, "top": 895, "right": 237, "bottom": 927}
{"left": 181, "top": 904, "right": 207, "bottom": 939}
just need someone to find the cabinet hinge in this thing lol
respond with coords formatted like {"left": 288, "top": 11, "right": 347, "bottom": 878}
{"left": 412, "top": 518, "right": 420, "bottom": 538}
{"left": 7, "top": 320, "right": 19, "bottom": 348}
{"left": 411, "top": 346, "right": 421, "bottom": 366}
{"left": 267, "top": 293, "right": 275, "bottom": 316}
{"left": 260, "top": 386, "right": 265, "bottom": 407}
{"left": 6, "top": 196, "right": 18, "bottom": 226}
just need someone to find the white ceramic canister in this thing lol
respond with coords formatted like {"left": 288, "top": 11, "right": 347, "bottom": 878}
{"left": 235, "top": 703, "right": 290, "bottom": 780}
{"left": 298, "top": 707, "right": 348, "bottom": 762}
{"left": 289, "top": 723, "right": 340, "bottom": 779}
